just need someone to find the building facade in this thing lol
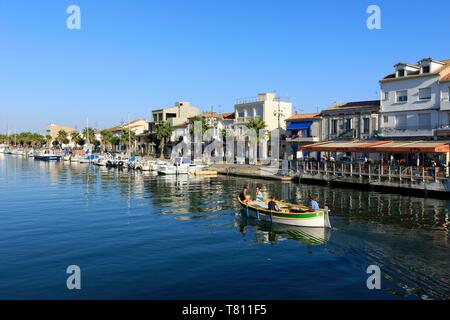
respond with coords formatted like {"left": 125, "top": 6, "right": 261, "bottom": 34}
{"left": 379, "top": 58, "right": 450, "bottom": 139}
{"left": 234, "top": 92, "right": 292, "bottom": 134}
{"left": 285, "top": 113, "right": 321, "bottom": 159}
{"left": 46, "top": 124, "right": 78, "bottom": 147}
{"left": 320, "top": 100, "right": 380, "bottom": 141}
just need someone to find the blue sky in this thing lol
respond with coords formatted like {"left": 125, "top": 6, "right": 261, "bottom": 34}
{"left": 1, "top": 0, "right": 449, "bottom": 133}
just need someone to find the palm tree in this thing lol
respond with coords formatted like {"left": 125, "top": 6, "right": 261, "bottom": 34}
{"left": 82, "top": 127, "right": 95, "bottom": 145}
{"left": 189, "top": 116, "right": 210, "bottom": 136}
{"left": 155, "top": 121, "right": 172, "bottom": 159}
{"left": 45, "top": 135, "right": 52, "bottom": 147}
{"left": 120, "top": 129, "right": 136, "bottom": 154}
{"left": 246, "top": 118, "right": 267, "bottom": 164}
{"left": 70, "top": 131, "right": 83, "bottom": 147}
{"left": 100, "top": 130, "right": 113, "bottom": 151}
{"left": 57, "top": 130, "right": 69, "bottom": 146}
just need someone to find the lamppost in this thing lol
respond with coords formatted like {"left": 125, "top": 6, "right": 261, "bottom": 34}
{"left": 273, "top": 97, "right": 285, "bottom": 162}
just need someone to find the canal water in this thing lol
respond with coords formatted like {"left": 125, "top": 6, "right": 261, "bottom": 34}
{"left": 0, "top": 154, "right": 449, "bottom": 300}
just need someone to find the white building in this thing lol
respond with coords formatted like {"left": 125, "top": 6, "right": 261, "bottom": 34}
{"left": 234, "top": 92, "right": 292, "bottom": 134}
{"left": 379, "top": 57, "right": 450, "bottom": 139}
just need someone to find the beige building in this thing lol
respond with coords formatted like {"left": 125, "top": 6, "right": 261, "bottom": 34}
{"left": 46, "top": 124, "right": 78, "bottom": 147}
{"left": 151, "top": 101, "right": 200, "bottom": 127}
{"left": 234, "top": 92, "right": 292, "bottom": 134}
{"left": 146, "top": 101, "right": 201, "bottom": 156}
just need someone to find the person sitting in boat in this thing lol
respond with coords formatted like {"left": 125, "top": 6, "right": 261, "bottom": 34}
{"left": 239, "top": 186, "right": 251, "bottom": 203}
{"left": 309, "top": 194, "right": 320, "bottom": 211}
{"left": 268, "top": 197, "right": 279, "bottom": 212}
{"left": 254, "top": 186, "right": 264, "bottom": 202}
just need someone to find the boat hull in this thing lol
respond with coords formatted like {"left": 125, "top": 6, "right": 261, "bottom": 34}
{"left": 238, "top": 198, "right": 330, "bottom": 228}
{"left": 34, "top": 155, "right": 61, "bottom": 161}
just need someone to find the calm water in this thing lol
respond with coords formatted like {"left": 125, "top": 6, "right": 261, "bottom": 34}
{"left": 0, "top": 154, "right": 449, "bottom": 300}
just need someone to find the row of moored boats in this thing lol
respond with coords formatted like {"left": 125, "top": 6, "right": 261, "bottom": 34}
{"left": 0, "top": 146, "right": 209, "bottom": 176}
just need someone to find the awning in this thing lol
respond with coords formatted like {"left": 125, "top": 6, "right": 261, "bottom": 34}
{"left": 300, "top": 140, "right": 450, "bottom": 153}
{"left": 287, "top": 122, "right": 312, "bottom": 130}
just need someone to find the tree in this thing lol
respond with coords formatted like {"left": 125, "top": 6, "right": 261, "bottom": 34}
{"left": 110, "top": 136, "right": 120, "bottom": 150}
{"left": 189, "top": 116, "right": 210, "bottom": 136}
{"left": 57, "top": 130, "right": 69, "bottom": 146}
{"left": 155, "top": 121, "right": 172, "bottom": 159}
{"left": 82, "top": 127, "right": 95, "bottom": 145}
{"left": 52, "top": 140, "right": 59, "bottom": 147}
{"left": 100, "top": 129, "right": 113, "bottom": 151}
{"left": 246, "top": 118, "right": 267, "bottom": 139}
{"left": 70, "top": 131, "right": 84, "bottom": 147}
{"left": 45, "top": 135, "right": 52, "bottom": 147}
{"left": 246, "top": 118, "right": 267, "bottom": 164}
{"left": 120, "top": 129, "right": 136, "bottom": 150}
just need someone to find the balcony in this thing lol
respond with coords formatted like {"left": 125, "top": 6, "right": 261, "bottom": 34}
{"left": 436, "top": 126, "right": 450, "bottom": 138}
{"left": 286, "top": 136, "right": 320, "bottom": 143}
{"left": 380, "top": 127, "right": 435, "bottom": 138}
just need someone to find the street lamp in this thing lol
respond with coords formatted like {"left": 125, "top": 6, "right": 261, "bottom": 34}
{"left": 273, "top": 97, "right": 285, "bottom": 162}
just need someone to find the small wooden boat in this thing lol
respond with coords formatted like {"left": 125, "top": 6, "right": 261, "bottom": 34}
{"left": 237, "top": 197, "right": 331, "bottom": 228}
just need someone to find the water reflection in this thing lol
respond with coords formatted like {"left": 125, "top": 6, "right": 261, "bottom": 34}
{"left": 237, "top": 216, "right": 331, "bottom": 245}
{"left": 1, "top": 154, "right": 449, "bottom": 299}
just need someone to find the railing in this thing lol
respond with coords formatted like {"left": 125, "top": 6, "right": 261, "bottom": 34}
{"left": 235, "top": 96, "right": 291, "bottom": 104}
{"left": 286, "top": 136, "right": 320, "bottom": 143}
{"left": 296, "top": 160, "right": 449, "bottom": 192}
{"left": 380, "top": 127, "right": 435, "bottom": 137}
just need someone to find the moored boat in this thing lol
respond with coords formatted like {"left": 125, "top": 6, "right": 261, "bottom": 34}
{"left": 34, "top": 150, "right": 61, "bottom": 161}
{"left": 237, "top": 197, "right": 331, "bottom": 228}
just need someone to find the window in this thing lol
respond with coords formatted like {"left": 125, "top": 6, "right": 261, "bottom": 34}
{"left": 166, "top": 113, "right": 177, "bottom": 119}
{"left": 255, "top": 107, "right": 263, "bottom": 118}
{"left": 238, "top": 110, "right": 244, "bottom": 118}
{"left": 398, "top": 69, "right": 405, "bottom": 77}
{"left": 363, "top": 118, "right": 370, "bottom": 134}
{"left": 418, "top": 88, "right": 431, "bottom": 101}
{"left": 383, "top": 115, "right": 389, "bottom": 124}
{"left": 395, "top": 115, "right": 407, "bottom": 130}
{"left": 418, "top": 113, "right": 431, "bottom": 130}
{"left": 383, "top": 91, "right": 389, "bottom": 101}
{"left": 422, "top": 66, "right": 430, "bottom": 74}
{"left": 331, "top": 119, "right": 338, "bottom": 134}
{"left": 396, "top": 90, "right": 408, "bottom": 103}
{"left": 344, "top": 118, "right": 352, "bottom": 131}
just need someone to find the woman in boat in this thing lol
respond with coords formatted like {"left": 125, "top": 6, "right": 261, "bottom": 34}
{"left": 239, "top": 186, "right": 251, "bottom": 203}
{"left": 309, "top": 194, "right": 320, "bottom": 211}
{"left": 254, "top": 186, "right": 264, "bottom": 202}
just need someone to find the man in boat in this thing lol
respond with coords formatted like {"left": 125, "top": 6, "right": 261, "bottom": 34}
{"left": 239, "top": 186, "right": 251, "bottom": 203}
{"left": 309, "top": 194, "right": 320, "bottom": 211}
{"left": 268, "top": 197, "right": 279, "bottom": 212}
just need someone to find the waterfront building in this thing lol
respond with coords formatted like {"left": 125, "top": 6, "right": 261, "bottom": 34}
{"left": 46, "top": 124, "right": 78, "bottom": 147}
{"left": 379, "top": 57, "right": 450, "bottom": 140}
{"left": 320, "top": 100, "right": 380, "bottom": 141}
{"left": 107, "top": 119, "right": 148, "bottom": 152}
{"left": 234, "top": 92, "right": 292, "bottom": 133}
{"left": 187, "top": 112, "right": 235, "bottom": 140}
{"left": 234, "top": 92, "right": 292, "bottom": 162}
{"left": 285, "top": 113, "right": 321, "bottom": 160}
{"left": 147, "top": 101, "right": 201, "bottom": 156}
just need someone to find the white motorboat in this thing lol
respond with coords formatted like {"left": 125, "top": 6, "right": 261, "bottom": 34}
{"left": 158, "top": 157, "right": 207, "bottom": 175}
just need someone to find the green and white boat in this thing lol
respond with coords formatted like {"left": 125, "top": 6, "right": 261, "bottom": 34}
{"left": 237, "top": 197, "right": 331, "bottom": 228}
